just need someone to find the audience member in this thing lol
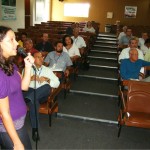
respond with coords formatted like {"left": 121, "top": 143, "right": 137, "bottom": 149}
{"left": 71, "top": 28, "right": 86, "bottom": 55}
{"left": 83, "top": 21, "right": 95, "bottom": 33}
{"left": 118, "top": 38, "right": 144, "bottom": 63}
{"left": 44, "top": 41, "right": 72, "bottom": 78}
{"left": 66, "top": 23, "right": 76, "bottom": 36}
{"left": 23, "top": 52, "right": 60, "bottom": 141}
{"left": 35, "top": 33, "right": 54, "bottom": 57}
{"left": 118, "top": 28, "right": 133, "bottom": 48}
{"left": 117, "top": 26, "right": 127, "bottom": 41}
{"left": 18, "top": 32, "right": 27, "bottom": 47}
{"left": 120, "top": 48, "right": 150, "bottom": 80}
{"left": 24, "top": 38, "right": 38, "bottom": 55}
{"left": 138, "top": 32, "right": 148, "bottom": 48}
{"left": 141, "top": 38, "right": 150, "bottom": 56}
{"left": 62, "top": 35, "right": 81, "bottom": 63}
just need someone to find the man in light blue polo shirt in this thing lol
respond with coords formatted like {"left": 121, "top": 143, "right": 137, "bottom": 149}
{"left": 44, "top": 41, "right": 72, "bottom": 76}
{"left": 118, "top": 28, "right": 133, "bottom": 49}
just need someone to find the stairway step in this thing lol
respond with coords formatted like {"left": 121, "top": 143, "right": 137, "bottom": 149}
{"left": 58, "top": 93, "right": 118, "bottom": 122}
{"left": 98, "top": 33, "right": 117, "bottom": 38}
{"left": 91, "top": 50, "right": 117, "bottom": 54}
{"left": 95, "top": 40, "right": 117, "bottom": 45}
{"left": 89, "top": 51, "right": 117, "bottom": 59}
{"left": 79, "top": 67, "right": 118, "bottom": 80}
{"left": 71, "top": 77, "right": 118, "bottom": 96}
{"left": 89, "top": 57, "right": 118, "bottom": 68}
{"left": 97, "top": 37, "right": 117, "bottom": 41}
{"left": 91, "top": 47, "right": 117, "bottom": 53}
{"left": 94, "top": 44, "right": 117, "bottom": 49}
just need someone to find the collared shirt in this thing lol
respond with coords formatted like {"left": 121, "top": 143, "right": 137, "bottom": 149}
{"left": 141, "top": 45, "right": 150, "bottom": 55}
{"left": 71, "top": 36, "right": 86, "bottom": 49}
{"left": 117, "top": 32, "right": 126, "bottom": 41}
{"left": 35, "top": 41, "right": 54, "bottom": 52}
{"left": 120, "top": 59, "right": 150, "bottom": 80}
{"left": 138, "top": 38, "right": 145, "bottom": 48}
{"left": 44, "top": 51, "right": 72, "bottom": 72}
{"left": 144, "top": 48, "right": 150, "bottom": 62}
{"left": 63, "top": 44, "right": 81, "bottom": 57}
{"left": 29, "top": 65, "right": 60, "bottom": 89}
{"left": 119, "top": 35, "right": 133, "bottom": 45}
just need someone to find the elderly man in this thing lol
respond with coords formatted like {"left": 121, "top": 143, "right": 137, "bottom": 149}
{"left": 71, "top": 27, "right": 86, "bottom": 55}
{"left": 24, "top": 38, "right": 38, "bottom": 55}
{"left": 23, "top": 52, "right": 60, "bottom": 141}
{"left": 118, "top": 38, "right": 144, "bottom": 63}
{"left": 120, "top": 48, "right": 150, "bottom": 80}
{"left": 35, "top": 33, "right": 54, "bottom": 57}
{"left": 44, "top": 41, "right": 73, "bottom": 79}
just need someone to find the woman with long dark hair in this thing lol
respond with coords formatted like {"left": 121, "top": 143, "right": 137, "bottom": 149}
{"left": 0, "top": 26, "right": 34, "bottom": 149}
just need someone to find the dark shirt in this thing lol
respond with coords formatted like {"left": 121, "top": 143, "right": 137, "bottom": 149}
{"left": 66, "top": 27, "right": 73, "bottom": 36}
{"left": 35, "top": 41, "right": 54, "bottom": 52}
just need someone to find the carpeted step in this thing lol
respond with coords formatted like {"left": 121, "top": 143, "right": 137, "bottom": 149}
{"left": 95, "top": 40, "right": 117, "bottom": 45}
{"left": 79, "top": 66, "right": 118, "bottom": 80}
{"left": 88, "top": 51, "right": 117, "bottom": 59}
{"left": 98, "top": 33, "right": 117, "bottom": 38}
{"left": 58, "top": 93, "right": 118, "bottom": 122}
{"left": 91, "top": 47, "right": 117, "bottom": 53}
{"left": 89, "top": 58, "right": 118, "bottom": 68}
{"left": 71, "top": 77, "right": 118, "bottom": 97}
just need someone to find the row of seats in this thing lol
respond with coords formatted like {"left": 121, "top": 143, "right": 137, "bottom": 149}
{"left": 17, "top": 21, "right": 99, "bottom": 127}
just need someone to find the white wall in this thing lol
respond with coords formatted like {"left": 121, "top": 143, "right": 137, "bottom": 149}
{"left": 30, "top": 0, "right": 51, "bottom": 26}
{"left": 0, "top": 0, "right": 25, "bottom": 32}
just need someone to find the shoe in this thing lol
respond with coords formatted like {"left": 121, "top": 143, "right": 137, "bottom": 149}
{"left": 32, "top": 128, "right": 40, "bottom": 142}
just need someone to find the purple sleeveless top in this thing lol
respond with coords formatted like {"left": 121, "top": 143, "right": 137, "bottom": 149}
{"left": 0, "top": 65, "right": 27, "bottom": 125}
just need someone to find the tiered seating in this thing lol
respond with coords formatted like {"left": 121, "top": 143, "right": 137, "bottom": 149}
{"left": 16, "top": 21, "right": 100, "bottom": 126}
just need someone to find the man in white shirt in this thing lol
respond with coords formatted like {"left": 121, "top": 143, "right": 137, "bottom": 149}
{"left": 138, "top": 32, "right": 148, "bottom": 48}
{"left": 23, "top": 52, "right": 60, "bottom": 141}
{"left": 71, "top": 27, "right": 86, "bottom": 56}
{"left": 119, "top": 38, "right": 144, "bottom": 63}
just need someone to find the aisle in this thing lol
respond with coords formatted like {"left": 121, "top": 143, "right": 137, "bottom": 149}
{"left": 58, "top": 33, "right": 119, "bottom": 123}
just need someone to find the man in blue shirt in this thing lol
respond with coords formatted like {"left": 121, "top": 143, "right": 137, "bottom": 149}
{"left": 120, "top": 48, "right": 150, "bottom": 80}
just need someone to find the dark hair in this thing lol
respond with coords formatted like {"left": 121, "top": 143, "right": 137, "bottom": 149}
{"left": 62, "top": 34, "right": 73, "bottom": 46}
{"left": 54, "top": 40, "right": 63, "bottom": 47}
{"left": 21, "top": 32, "right": 27, "bottom": 37}
{"left": 0, "top": 26, "right": 14, "bottom": 76}
{"left": 145, "top": 38, "right": 150, "bottom": 45}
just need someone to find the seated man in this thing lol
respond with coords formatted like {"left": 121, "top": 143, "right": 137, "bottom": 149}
{"left": 71, "top": 27, "right": 86, "bottom": 56}
{"left": 120, "top": 48, "right": 150, "bottom": 80}
{"left": 44, "top": 40, "right": 73, "bottom": 81}
{"left": 138, "top": 32, "right": 148, "bottom": 48}
{"left": 118, "top": 28, "right": 133, "bottom": 49}
{"left": 35, "top": 33, "right": 54, "bottom": 57}
{"left": 118, "top": 38, "right": 144, "bottom": 63}
{"left": 117, "top": 26, "right": 127, "bottom": 41}
{"left": 23, "top": 52, "right": 60, "bottom": 141}
{"left": 24, "top": 38, "right": 38, "bottom": 55}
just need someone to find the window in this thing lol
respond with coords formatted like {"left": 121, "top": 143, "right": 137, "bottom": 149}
{"left": 64, "top": 3, "right": 90, "bottom": 17}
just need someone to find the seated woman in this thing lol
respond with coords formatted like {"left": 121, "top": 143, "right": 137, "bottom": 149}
{"left": 62, "top": 35, "right": 81, "bottom": 64}
{"left": 83, "top": 21, "right": 95, "bottom": 33}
